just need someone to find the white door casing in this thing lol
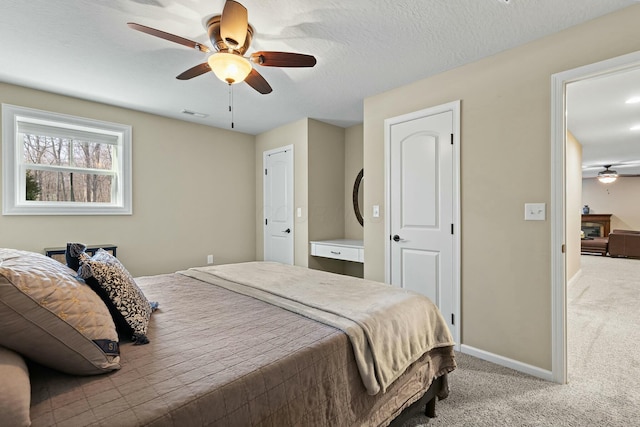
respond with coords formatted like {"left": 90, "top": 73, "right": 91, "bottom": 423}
{"left": 263, "top": 145, "right": 294, "bottom": 265}
{"left": 385, "top": 101, "right": 461, "bottom": 349}
{"left": 551, "top": 50, "right": 640, "bottom": 385}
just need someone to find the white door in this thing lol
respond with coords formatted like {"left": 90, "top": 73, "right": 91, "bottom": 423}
{"left": 264, "top": 146, "right": 294, "bottom": 264}
{"left": 386, "top": 102, "right": 460, "bottom": 345}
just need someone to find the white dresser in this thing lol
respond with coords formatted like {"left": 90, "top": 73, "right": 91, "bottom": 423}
{"left": 310, "top": 239, "right": 364, "bottom": 263}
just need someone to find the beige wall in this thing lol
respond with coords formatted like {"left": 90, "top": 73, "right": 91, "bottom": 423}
{"left": 344, "top": 124, "right": 364, "bottom": 240}
{"left": 362, "top": 5, "right": 640, "bottom": 370}
{"left": 344, "top": 124, "right": 364, "bottom": 278}
{"left": 0, "top": 83, "right": 256, "bottom": 277}
{"left": 566, "top": 132, "right": 583, "bottom": 281}
{"left": 307, "top": 120, "right": 346, "bottom": 273}
{"left": 582, "top": 176, "right": 640, "bottom": 231}
{"left": 254, "top": 118, "right": 308, "bottom": 266}
{"left": 308, "top": 119, "right": 346, "bottom": 243}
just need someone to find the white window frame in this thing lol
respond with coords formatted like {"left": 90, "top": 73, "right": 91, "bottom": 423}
{"left": 2, "top": 104, "right": 132, "bottom": 215}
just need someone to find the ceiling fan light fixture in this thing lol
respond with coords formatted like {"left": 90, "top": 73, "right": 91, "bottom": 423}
{"left": 128, "top": 0, "right": 315, "bottom": 97}
{"left": 597, "top": 165, "right": 618, "bottom": 184}
{"left": 208, "top": 52, "right": 252, "bottom": 84}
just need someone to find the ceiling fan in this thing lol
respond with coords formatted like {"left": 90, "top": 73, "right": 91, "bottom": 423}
{"left": 582, "top": 161, "right": 640, "bottom": 183}
{"left": 127, "top": 0, "right": 317, "bottom": 95}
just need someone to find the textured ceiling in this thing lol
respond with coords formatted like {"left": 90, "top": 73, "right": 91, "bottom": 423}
{"left": 568, "top": 67, "right": 640, "bottom": 178}
{"left": 2, "top": 0, "right": 640, "bottom": 180}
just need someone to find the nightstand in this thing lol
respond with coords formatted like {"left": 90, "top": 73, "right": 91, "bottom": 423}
{"left": 44, "top": 244, "right": 117, "bottom": 264}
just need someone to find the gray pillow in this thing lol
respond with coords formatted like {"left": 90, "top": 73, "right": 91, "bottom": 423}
{"left": 0, "top": 248, "right": 120, "bottom": 375}
{"left": 0, "top": 345, "right": 30, "bottom": 427}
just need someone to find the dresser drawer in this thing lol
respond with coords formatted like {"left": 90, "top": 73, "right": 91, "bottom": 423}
{"left": 310, "top": 241, "right": 364, "bottom": 263}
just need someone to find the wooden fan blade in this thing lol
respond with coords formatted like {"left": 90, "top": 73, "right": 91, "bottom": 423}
{"left": 244, "top": 69, "right": 272, "bottom": 94}
{"left": 220, "top": 0, "right": 248, "bottom": 50}
{"left": 176, "top": 63, "right": 211, "bottom": 80}
{"left": 127, "top": 22, "right": 210, "bottom": 53}
{"left": 250, "top": 51, "right": 317, "bottom": 67}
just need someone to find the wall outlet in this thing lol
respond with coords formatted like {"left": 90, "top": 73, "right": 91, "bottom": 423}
{"left": 207, "top": 254, "right": 214, "bottom": 264}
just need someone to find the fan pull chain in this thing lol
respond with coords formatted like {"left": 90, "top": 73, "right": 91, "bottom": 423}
{"left": 228, "top": 83, "right": 234, "bottom": 129}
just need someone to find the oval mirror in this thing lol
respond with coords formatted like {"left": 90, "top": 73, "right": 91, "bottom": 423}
{"left": 352, "top": 168, "right": 364, "bottom": 227}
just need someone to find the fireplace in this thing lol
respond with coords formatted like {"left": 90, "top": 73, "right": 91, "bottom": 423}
{"left": 581, "top": 214, "right": 612, "bottom": 238}
{"left": 582, "top": 225, "right": 601, "bottom": 238}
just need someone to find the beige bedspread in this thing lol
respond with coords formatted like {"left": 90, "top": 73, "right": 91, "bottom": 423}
{"left": 181, "top": 261, "right": 455, "bottom": 395}
{"left": 29, "top": 271, "right": 455, "bottom": 427}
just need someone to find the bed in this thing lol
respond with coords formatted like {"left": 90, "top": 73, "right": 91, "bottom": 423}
{"left": 0, "top": 248, "right": 456, "bottom": 427}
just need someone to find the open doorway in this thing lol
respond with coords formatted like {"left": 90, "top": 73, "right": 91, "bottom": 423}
{"left": 551, "top": 50, "right": 640, "bottom": 384}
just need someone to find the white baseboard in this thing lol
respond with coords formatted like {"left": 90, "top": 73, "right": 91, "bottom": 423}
{"left": 460, "top": 344, "right": 554, "bottom": 382}
{"left": 567, "top": 268, "right": 582, "bottom": 288}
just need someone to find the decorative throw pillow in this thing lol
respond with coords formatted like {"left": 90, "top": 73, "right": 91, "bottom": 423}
{"left": 65, "top": 242, "right": 84, "bottom": 271}
{"left": 0, "top": 248, "right": 120, "bottom": 375}
{"left": 0, "top": 346, "right": 31, "bottom": 427}
{"left": 66, "top": 243, "right": 134, "bottom": 340}
{"left": 79, "top": 249, "right": 153, "bottom": 344}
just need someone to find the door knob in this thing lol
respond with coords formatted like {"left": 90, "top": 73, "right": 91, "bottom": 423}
{"left": 283, "top": 228, "right": 291, "bottom": 234}
{"left": 392, "top": 234, "right": 401, "bottom": 242}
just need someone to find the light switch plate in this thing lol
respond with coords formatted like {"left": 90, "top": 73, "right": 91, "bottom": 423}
{"left": 524, "top": 203, "right": 546, "bottom": 221}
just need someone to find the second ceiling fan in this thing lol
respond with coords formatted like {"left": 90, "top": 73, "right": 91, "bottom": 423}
{"left": 583, "top": 161, "right": 640, "bottom": 183}
{"left": 128, "top": 0, "right": 317, "bottom": 94}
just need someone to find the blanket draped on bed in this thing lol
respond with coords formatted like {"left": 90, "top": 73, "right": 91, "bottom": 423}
{"left": 180, "top": 261, "right": 454, "bottom": 395}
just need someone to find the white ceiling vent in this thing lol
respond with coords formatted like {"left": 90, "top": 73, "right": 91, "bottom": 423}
{"left": 181, "top": 109, "right": 208, "bottom": 118}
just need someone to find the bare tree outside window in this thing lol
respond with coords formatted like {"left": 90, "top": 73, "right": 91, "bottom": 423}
{"left": 22, "top": 134, "right": 114, "bottom": 203}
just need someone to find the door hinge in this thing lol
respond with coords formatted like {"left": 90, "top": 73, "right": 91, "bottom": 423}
{"left": 265, "top": 219, "right": 268, "bottom": 226}
{"left": 562, "top": 244, "right": 566, "bottom": 253}
{"left": 451, "top": 313, "right": 455, "bottom": 325}
{"left": 265, "top": 168, "right": 268, "bottom": 175}
{"left": 451, "top": 224, "right": 454, "bottom": 235}
{"left": 450, "top": 133, "right": 454, "bottom": 145}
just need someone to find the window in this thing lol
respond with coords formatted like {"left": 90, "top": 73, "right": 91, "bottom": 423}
{"left": 2, "top": 104, "right": 132, "bottom": 215}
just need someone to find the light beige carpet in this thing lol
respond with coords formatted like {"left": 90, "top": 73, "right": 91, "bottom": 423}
{"left": 402, "top": 255, "right": 640, "bottom": 426}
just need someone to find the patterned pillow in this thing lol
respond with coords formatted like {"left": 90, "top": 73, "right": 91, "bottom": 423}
{"left": 79, "top": 249, "right": 153, "bottom": 344}
{"left": 0, "top": 248, "right": 120, "bottom": 375}
{"left": 66, "top": 243, "right": 133, "bottom": 340}
{"left": 65, "top": 242, "right": 84, "bottom": 271}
